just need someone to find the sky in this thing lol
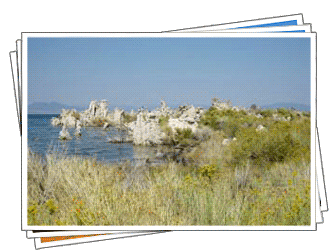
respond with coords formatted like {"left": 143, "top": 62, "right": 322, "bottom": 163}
{"left": 28, "top": 36, "right": 311, "bottom": 109}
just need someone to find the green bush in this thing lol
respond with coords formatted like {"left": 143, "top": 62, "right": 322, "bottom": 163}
{"left": 46, "top": 199, "right": 57, "bottom": 215}
{"left": 89, "top": 117, "right": 107, "bottom": 127}
{"left": 175, "top": 128, "right": 194, "bottom": 145}
{"left": 259, "top": 109, "right": 276, "bottom": 118}
{"left": 277, "top": 107, "right": 295, "bottom": 120}
{"left": 199, "top": 107, "right": 248, "bottom": 137}
{"left": 227, "top": 120, "right": 310, "bottom": 168}
{"left": 161, "top": 126, "right": 176, "bottom": 145}
{"left": 277, "top": 108, "right": 290, "bottom": 117}
{"left": 122, "top": 113, "right": 137, "bottom": 123}
{"left": 159, "top": 116, "right": 169, "bottom": 127}
{"left": 71, "top": 110, "right": 81, "bottom": 120}
{"left": 198, "top": 164, "right": 216, "bottom": 181}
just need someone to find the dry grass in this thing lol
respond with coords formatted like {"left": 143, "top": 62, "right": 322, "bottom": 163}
{"left": 27, "top": 151, "right": 310, "bottom": 226}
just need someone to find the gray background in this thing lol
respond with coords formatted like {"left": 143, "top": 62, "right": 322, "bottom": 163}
{"left": 0, "top": 0, "right": 329, "bottom": 251}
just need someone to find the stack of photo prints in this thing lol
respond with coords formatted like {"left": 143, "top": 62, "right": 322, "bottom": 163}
{"left": 9, "top": 13, "right": 328, "bottom": 249}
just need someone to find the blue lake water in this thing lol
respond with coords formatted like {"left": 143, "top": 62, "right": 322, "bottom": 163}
{"left": 28, "top": 114, "right": 154, "bottom": 163}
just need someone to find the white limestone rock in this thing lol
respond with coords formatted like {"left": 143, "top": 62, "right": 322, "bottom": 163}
{"left": 61, "top": 115, "right": 77, "bottom": 128}
{"left": 113, "top": 108, "right": 124, "bottom": 125}
{"left": 222, "top": 138, "right": 231, "bottom": 145}
{"left": 51, "top": 117, "right": 61, "bottom": 126}
{"left": 167, "top": 118, "right": 198, "bottom": 133}
{"left": 75, "top": 120, "right": 82, "bottom": 136}
{"left": 256, "top": 125, "right": 265, "bottom": 132}
{"left": 59, "top": 126, "right": 71, "bottom": 140}
{"left": 127, "top": 113, "right": 165, "bottom": 145}
{"left": 96, "top": 100, "right": 109, "bottom": 117}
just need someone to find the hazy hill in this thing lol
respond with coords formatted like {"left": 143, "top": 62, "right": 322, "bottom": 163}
{"left": 28, "top": 102, "right": 86, "bottom": 114}
{"left": 261, "top": 103, "right": 310, "bottom": 112}
{"left": 28, "top": 101, "right": 310, "bottom": 114}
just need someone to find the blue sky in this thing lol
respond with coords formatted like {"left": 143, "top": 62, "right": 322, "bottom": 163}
{"left": 28, "top": 37, "right": 310, "bottom": 109}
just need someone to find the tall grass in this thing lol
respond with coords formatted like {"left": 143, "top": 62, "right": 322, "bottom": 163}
{"left": 28, "top": 151, "right": 310, "bottom": 226}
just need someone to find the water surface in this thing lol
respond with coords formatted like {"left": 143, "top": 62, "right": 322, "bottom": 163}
{"left": 28, "top": 114, "right": 154, "bottom": 163}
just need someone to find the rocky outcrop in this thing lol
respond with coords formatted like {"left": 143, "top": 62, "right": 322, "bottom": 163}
{"left": 53, "top": 98, "right": 299, "bottom": 145}
{"left": 113, "top": 108, "right": 124, "bottom": 125}
{"left": 59, "top": 126, "right": 71, "bottom": 140}
{"left": 211, "top": 98, "right": 232, "bottom": 110}
{"left": 127, "top": 113, "right": 165, "bottom": 145}
{"left": 168, "top": 118, "right": 198, "bottom": 132}
{"left": 124, "top": 103, "right": 206, "bottom": 145}
{"left": 51, "top": 109, "right": 78, "bottom": 127}
{"left": 165, "top": 105, "right": 204, "bottom": 133}
{"left": 51, "top": 100, "right": 207, "bottom": 145}
{"left": 52, "top": 101, "right": 112, "bottom": 129}
{"left": 75, "top": 120, "right": 82, "bottom": 136}
{"left": 97, "top": 100, "right": 109, "bottom": 117}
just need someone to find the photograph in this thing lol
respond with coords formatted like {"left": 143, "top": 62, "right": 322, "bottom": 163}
{"left": 24, "top": 33, "right": 315, "bottom": 229}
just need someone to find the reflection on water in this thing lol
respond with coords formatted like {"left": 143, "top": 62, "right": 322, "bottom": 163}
{"left": 28, "top": 114, "right": 154, "bottom": 163}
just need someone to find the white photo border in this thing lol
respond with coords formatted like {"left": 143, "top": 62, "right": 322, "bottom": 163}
{"left": 34, "top": 232, "right": 166, "bottom": 249}
{"left": 166, "top": 14, "right": 304, "bottom": 32}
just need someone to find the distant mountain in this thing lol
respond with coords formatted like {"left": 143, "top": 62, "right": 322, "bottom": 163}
{"left": 28, "top": 102, "right": 157, "bottom": 114}
{"left": 28, "top": 102, "right": 86, "bottom": 114}
{"left": 261, "top": 103, "right": 310, "bottom": 112}
{"left": 30, "top": 101, "right": 309, "bottom": 114}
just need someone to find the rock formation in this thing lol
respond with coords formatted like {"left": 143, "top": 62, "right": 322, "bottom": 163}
{"left": 59, "top": 125, "right": 71, "bottom": 140}
{"left": 88, "top": 100, "right": 98, "bottom": 116}
{"left": 75, "top": 120, "right": 82, "bottom": 136}
{"left": 97, "top": 100, "right": 109, "bottom": 117}
{"left": 51, "top": 98, "right": 303, "bottom": 146}
{"left": 211, "top": 98, "right": 232, "bottom": 110}
{"left": 127, "top": 112, "right": 165, "bottom": 145}
{"left": 113, "top": 108, "right": 124, "bottom": 126}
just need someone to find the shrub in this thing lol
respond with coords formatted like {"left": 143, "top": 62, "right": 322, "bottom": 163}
{"left": 250, "top": 104, "right": 257, "bottom": 110}
{"left": 226, "top": 120, "right": 310, "bottom": 168}
{"left": 46, "top": 199, "right": 57, "bottom": 215}
{"left": 27, "top": 203, "right": 38, "bottom": 225}
{"left": 122, "top": 113, "right": 137, "bottom": 123}
{"left": 199, "top": 107, "right": 248, "bottom": 137}
{"left": 159, "top": 116, "right": 169, "bottom": 127}
{"left": 175, "top": 128, "right": 194, "bottom": 145}
{"left": 199, "top": 106, "right": 221, "bottom": 130}
{"left": 259, "top": 109, "right": 276, "bottom": 118}
{"left": 71, "top": 110, "right": 81, "bottom": 120}
{"left": 277, "top": 108, "right": 290, "bottom": 117}
{"left": 240, "top": 178, "right": 310, "bottom": 225}
{"left": 89, "top": 117, "right": 107, "bottom": 127}
{"left": 198, "top": 164, "right": 216, "bottom": 181}
{"left": 161, "top": 126, "right": 176, "bottom": 145}
{"left": 277, "top": 107, "right": 295, "bottom": 120}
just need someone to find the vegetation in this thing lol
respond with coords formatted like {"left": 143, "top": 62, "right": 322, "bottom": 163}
{"left": 28, "top": 104, "right": 311, "bottom": 226}
{"left": 27, "top": 150, "right": 310, "bottom": 226}
{"left": 226, "top": 120, "right": 310, "bottom": 168}
{"left": 122, "top": 113, "right": 137, "bottom": 123}
{"left": 175, "top": 128, "right": 195, "bottom": 145}
{"left": 158, "top": 116, "right": 169, "bottom": 127}
{"left": 88, "top": 117, "right": 111, "bottom": 127}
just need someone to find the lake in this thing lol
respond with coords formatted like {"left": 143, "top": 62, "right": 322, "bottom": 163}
{"left": 28, "top": 114, "right": 155, "bottom": 163}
